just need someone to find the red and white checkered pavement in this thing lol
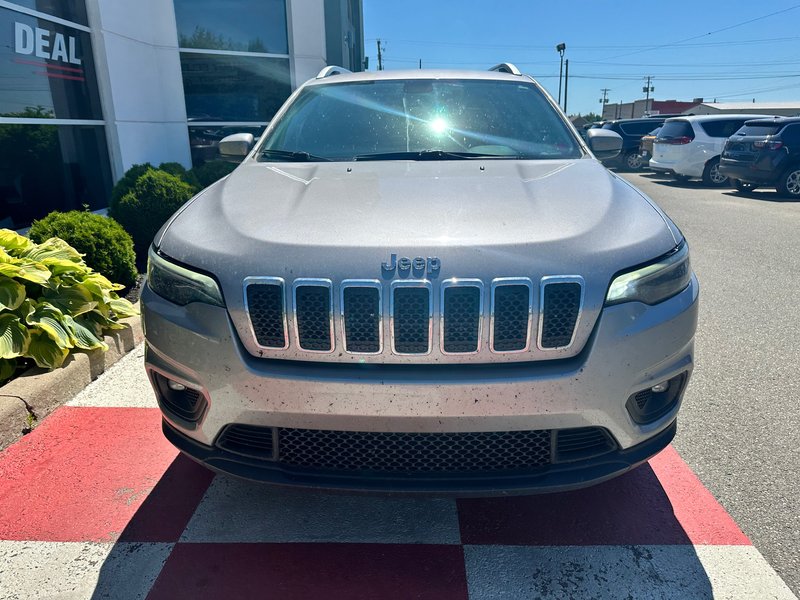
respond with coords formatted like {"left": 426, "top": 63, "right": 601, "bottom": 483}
{"left": 0, "top": 348, "right": 795, "bottom": 599}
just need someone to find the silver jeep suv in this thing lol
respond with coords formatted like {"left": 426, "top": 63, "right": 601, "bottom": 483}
{"left": 142, "top": 64, "right": 698, "bottom": 494}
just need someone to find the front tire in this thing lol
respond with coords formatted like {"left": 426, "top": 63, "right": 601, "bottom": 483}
{"left": 702, "top": 158, "right": 728, "bottom": 187}
{"left": 776, "top": 166, "right": 800, "bottom": 198}
{"left": 624, "top": 151, "right": 645, "bottom": 171}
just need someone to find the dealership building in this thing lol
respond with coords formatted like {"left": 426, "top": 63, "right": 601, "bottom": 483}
{"left": 0, "top": 0, "right": 364, "bottom": 229}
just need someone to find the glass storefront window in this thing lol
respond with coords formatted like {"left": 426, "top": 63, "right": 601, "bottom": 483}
{"left": 180, "top": 54, "right": 290, "bottom": 122}
{"left": 0, "top": 6, "right": 103, "bottom": 119}
{"left": 174, "top": 0, "right": 288, "bottom": 54}
{"left": 0, "top": 124, "right": 111, "bottom": 229}
{"left": 6, "top": 1, "right": 88, "bottom": 26}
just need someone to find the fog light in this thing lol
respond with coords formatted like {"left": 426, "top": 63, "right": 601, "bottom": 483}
{"left": 626, "top": 372, "right": 688, "bottom": 424}
{"left": 651, "top": 381, "right": 669, "bottom": 393}
{"left": 167, "top": 380, "right": 186, "bottom": 391}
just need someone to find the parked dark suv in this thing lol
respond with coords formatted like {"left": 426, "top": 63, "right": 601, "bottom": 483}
{"left": 719, "top": 117, "right": 800, "bottom": 197}
{"left": 601, "top": 118, "right": 667, "bottom": 170}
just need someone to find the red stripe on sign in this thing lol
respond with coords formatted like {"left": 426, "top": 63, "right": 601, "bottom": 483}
{"left": 34, "top": 71, "right": 85, "bottom": 82}
{"left": 13, "top": 57, "right": 85, "bottom": 73}
{"left": 458, "top": 445, "right": 750, "bottom": 546}
{"left": 148, "top": 543, "right": 469, "bottom": 600}
{"left": 0, "top": 407, "right": 208, "bottom": 542}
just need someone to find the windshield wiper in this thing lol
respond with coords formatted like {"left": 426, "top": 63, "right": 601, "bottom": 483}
{"left": 353, "top": 150, "right": 518, "bottom": 161}
{"left": 259, "top": 149, "right": 331, "bottom": 162}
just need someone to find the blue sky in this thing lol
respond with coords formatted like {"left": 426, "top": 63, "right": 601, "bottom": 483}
{"left": 363, "top": 1, "right": 800, "bottom": 116}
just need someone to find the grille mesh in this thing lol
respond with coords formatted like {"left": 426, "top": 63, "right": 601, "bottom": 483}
{"left": 443, "top": 286, "right": 481, "bottom": 353}
{"left": 541, "top": 282, "right": 582, "bottom": 348}
{"left": 343, "top": 287, "right": 381, "bottom": 353}
{"left": 393, "top": 287, "right": 430, "bottom": 354}
{"left": 555, "top": 427, "right": 615, "bottom": 461}
{"left": 246, "top": 284, "right": 286, "bottom": 348}
{"left": 492, "top": 285, "right": 531, "bottom": 351}
{"left": 277, "top": 428, "right": 552, "bottom": 473}
{"left": 218, "top": 424, "right": 274, "bottom": 459}
{"left": 295, "top": 285, "right": 332, "bottom": 351}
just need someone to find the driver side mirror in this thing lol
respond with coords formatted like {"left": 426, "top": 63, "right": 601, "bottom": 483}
{"left": 586, "top": 128, "right": 622, "bottom": 160}
{"left": 219, "top": 133, "right": 255, "bottom": 158}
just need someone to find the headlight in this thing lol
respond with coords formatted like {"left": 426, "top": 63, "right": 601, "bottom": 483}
{"left": 147, "top": 247, "right": 224, "bottom": 307}
{"left": 605, "top": 243, "right": 691, "bottom": 306}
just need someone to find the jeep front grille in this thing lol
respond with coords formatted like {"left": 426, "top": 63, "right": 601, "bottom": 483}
{"left": 243, "top": 275, "right": 585, "bottom": 360}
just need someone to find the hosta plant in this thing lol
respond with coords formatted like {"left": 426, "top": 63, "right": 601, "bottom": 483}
{"left": 0, "top": 229, "right": 138, "bottom": 382}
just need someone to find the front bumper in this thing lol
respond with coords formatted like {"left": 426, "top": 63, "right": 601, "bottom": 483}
{"left": 142, "top": 275, "right": 698, "bottom": 493}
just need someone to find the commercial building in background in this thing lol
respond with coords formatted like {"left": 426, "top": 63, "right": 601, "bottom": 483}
{"left": 602, "top": 99, "right": 699, "bottom": 121}
{"left": 0, "top": 0, "right": 364, "bottom": 229}
{"left": 687, "top": 102, "right": 800, "bottom": 117}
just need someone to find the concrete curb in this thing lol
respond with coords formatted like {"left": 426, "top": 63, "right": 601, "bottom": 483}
{"left": 0, "top": 314, "right": 144, "bottom": 452}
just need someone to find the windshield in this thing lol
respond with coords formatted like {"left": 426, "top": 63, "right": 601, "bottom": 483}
{"left": 258, "top": 79, "right": 582, "bottom": 161}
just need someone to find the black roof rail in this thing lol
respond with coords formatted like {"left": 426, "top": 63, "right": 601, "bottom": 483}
{"left": 316, "top": 65, "right": 352, "bottom": 79}
{"left": 488, "top": 63, "right": 522, "bottom": 76}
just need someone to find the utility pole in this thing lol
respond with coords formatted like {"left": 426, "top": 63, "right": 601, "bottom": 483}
{"left": 643, "top": 76, "right": 654, "bottom": 115}
{"left": 556, "top": 43, "right": 566, "bottom": 105}
{"left": 599, "top": 88, "right": 610, "bottom": 119}
{"left": 563, "top": 59, "right": 569, "bottom": 113}
{"left": 419, "top": 59, "right": 422, "bottom": 69}
{"left": 376, "top": 39, "right": 385, "bottom": 71}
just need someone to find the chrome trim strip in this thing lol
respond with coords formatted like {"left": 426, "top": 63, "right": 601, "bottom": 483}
{"left": 340, "top": 279, "right": 383, "bottom": 355}
{"left": 292, "top": 278, "right": 335, "bottom": 354}
{"left": 390, "top": 280, "right": 433, "bottom": 356}
{"left": 440, "top": 278, "right": 484, "bottom": 355}
{"left": 243, "top": 276, "right": 289, "bottom": 351}
{"left": 489, "top": 277, "right": 535, "bottom": 354}
{"left": 537, "top": 275, "right": 585, "bottom": 351}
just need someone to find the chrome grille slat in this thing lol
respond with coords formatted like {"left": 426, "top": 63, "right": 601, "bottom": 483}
{"left": 243, "top": 276, "right": 584, "bottom": 358}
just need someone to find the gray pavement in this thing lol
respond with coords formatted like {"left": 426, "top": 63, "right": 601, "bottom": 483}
{"left": 619, "top": 171, "right": 800, "bottom": 593}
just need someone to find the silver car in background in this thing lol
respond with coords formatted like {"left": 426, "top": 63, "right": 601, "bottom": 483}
{"left": 142, "top": 64, "right": 698, "bottom": 494}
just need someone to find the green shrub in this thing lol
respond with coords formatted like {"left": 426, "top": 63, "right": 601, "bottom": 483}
{"left": 187, "top": 160, "right": 237, "bottom": 189}
{"left": 113, "top": 170, "right": 196, "bottom": 256}
{"left": 158, "top": 161, "right": 188, "bottom": 178}
{"left": 0, "top": 229, "right": 138, "bottom": 382}
{"left": 29, "top": 211, "right": 138, "bottom": 289}
{"left": 108, "top": 163, "right": 154, "bottom": 217}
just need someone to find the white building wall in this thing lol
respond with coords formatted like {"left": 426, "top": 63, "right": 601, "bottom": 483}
{"left": 288, "top": 0, "right": 328, "bottom": 87}
{"left": 85, "top": 0, "right": 191, "bottom": 180}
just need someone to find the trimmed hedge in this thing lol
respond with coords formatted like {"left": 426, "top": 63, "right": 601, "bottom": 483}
{"left": 29, "top": 211, "right": 138, "bottom": 289}
{"left": 108, "top": 162, "right": 154, "bottom": 214}
{"left": 113, "top": 170, "right": 196, "bottom": 256}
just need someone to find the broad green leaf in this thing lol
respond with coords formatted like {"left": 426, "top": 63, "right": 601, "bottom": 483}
{"left": 25, "top": 302, "right": 73, "bottom": 349}
{"left": 109, "top": 296, "right": 138, "bottom": 318}
{"left": 0, "top": 313, "right": 30, "bottom": 359}
{"left": 0, "top": 260, "right": 52, "bottom": 285}
{"left": 0, "top": 277, "right": 26, "bottom": 311}
{"left": 26, "top": 330, "right": 68, "bottom": 369}
{"left": 21, "top": 237, "right": 84, "bottom": 263}
{"left": 0, "top": 229, "right": 34, "bottom": 255}
{"left": 43, "top": 284, "right": 97, "bottom": 316}
{"left": 82, "top": 309, "right": 126, "bottom": 331}
{"left": 0, "top": 358, "right": 16, "bottom": 382}
{"left": 41, "top": 257, "right": 88, "bottom": 276}
{"left": 65, "top": 315, "right": 108, "bottom": 351}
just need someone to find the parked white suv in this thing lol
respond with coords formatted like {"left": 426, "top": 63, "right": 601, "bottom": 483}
{"left": 650, "top": 114, "right": 771, "bottom": 186}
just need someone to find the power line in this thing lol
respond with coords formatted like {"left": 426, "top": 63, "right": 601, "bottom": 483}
{"left": 598, "top": 5, "right": 800, "bottom": 60}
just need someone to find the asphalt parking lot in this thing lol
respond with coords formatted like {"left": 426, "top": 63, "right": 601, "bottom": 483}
{"left": 0, "top": 170, "right": 797, "bottom": 599}
{"left": 618, "top": 171, "right": 800, "bottom": 594}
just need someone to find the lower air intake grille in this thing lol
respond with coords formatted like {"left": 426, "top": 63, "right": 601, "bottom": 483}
{"left": 392, "top": 287, "right": 431, "bottom": 354}
{"left": 541, "top": 281, "right": 582, "bottom": 348}
{"left": 555, "top": 427, "right": 616, "bottom": 462}
{"left": 246, "top": 283, "right": 286, "bottom": 348}
{"left": 343, "top": 286, "right": 381, "bottom": 353}
{"left": 217, "top": 424, "right": 274, "bottom": 459}
{"left": 443, "top": 286, "right": 481, "bottom": 353}
{"left": 277, "top": 428, "right": 552, "bottom": 473}
{"left": 295, "top": 285, "right": 332, "bottom": 351}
